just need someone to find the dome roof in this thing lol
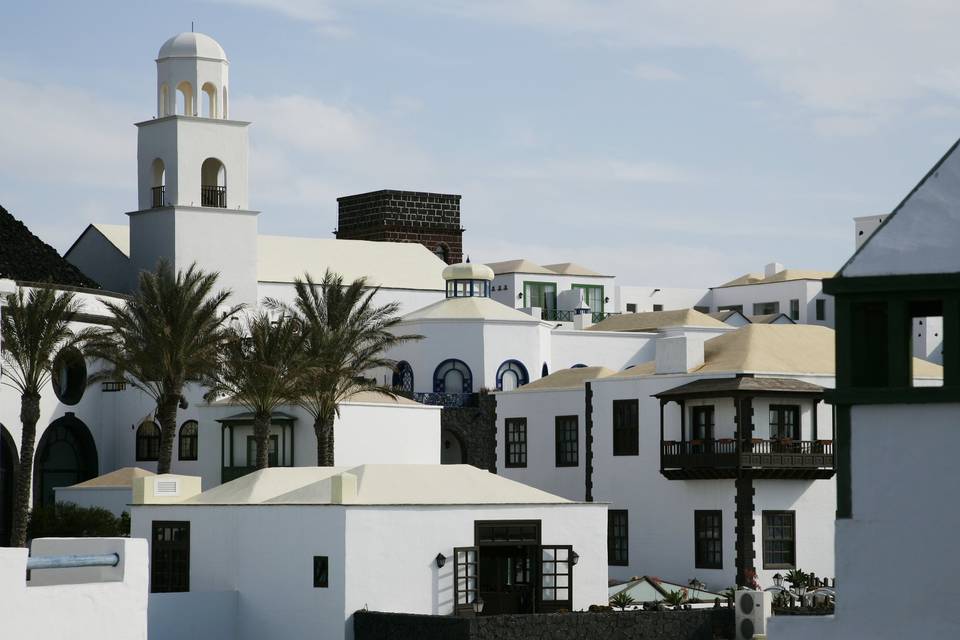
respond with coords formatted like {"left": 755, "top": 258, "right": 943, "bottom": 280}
{"left": 442, "top": 262, "right": 494, "bottom": 281}
{"left": 158, "top": 32, "right": 227, "bottom": 61}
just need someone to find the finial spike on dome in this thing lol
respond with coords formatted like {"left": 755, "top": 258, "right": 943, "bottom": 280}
{"left": 191, "top": 20, "right": 194, "bottom": 32}
{"left": 466, "top": 255, "right": 471, "bottom": 263}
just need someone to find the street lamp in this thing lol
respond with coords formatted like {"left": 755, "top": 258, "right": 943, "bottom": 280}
{"left": 772, "top": 573, "right": 784, "bottom": 589}
{"left": 435, "top": 553, "right": 446, "bottom": 569}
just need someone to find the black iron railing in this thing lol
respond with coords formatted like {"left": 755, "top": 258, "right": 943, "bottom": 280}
{"left": 101, "top": 381, "right": 127, "bottom": 393}
{"left": 592, "top": 311, "right": 618, "bottom": 323}
{"left": 201, "top": 185, "right": 227, "bottom": 208}
{"left": 151, "top": 186, "right": 166, "bottom": 208}
{"left": 413, "top": 392, "right": 479, "bottom": 408}
{"left": 543, "top": 309, "right": 574, "bottom": 322}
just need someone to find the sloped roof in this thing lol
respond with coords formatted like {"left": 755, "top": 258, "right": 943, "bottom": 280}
{"left": 717, "top": 269, "right": 834, "bottom": 288}
{"left": 69, "top": 467, "right": 154, "bottom": 489}
{"left": 257, "top": 235, "right": 446, "bottom": 290}
{"left": 512, "top": 366, "right": 616, "bottom": 391}
{"left": 0, "top": 205, "right": 100, "bottom": 288}
{"left": 485, "top": 259, "right": 554, "bottom": 275}
{"left": 655, "top": 376, "right": 824, "bottom": 398}
{"left": 91, "top": 224, "right": 130, "bottom": 256}
{"left": 608, "top": 576, "right": 724, "bottom": 603}
{"left": 588, "top": 309, "right": 728, "bottom": 333}
{"left": 841, "top": 138, "right": 960, "bottom": 277}
{"left": 748, "top": 313, "right": 795, "bottom": 324}
{"left": 709, "top": 310, "right": 749, "bottom": 323}
{"left": 343, "top": 390, "right": 420, "bottom": 406}
{"left": 185, "top": 464, "right": 573, "bottom": 505}
{"left": 401, "top": 296, "right": 542, "bottom": 323}
{"left": 543, "top": 262, "right": 606, "bottom": 277}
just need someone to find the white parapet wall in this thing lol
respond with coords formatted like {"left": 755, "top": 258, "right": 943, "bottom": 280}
{"left": 0, "top": 537, "right": 148, "bottom": 639}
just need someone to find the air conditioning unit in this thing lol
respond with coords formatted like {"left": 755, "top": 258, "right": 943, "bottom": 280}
{"left": 735, "top": 589, "right": 771, "bottom": 639}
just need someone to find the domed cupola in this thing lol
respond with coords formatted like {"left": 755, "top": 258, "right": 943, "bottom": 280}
{"left": 443, "top": 262, "right": 494, "bottom": 298}
{"left": 155, "top": 32, "right": 230, "bottom": 119}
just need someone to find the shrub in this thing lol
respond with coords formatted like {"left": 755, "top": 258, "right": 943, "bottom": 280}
{"left": 28, "top": 502, "right": 129, "bottom": 540}
{"left": 609, "top": 590, "right": 637, "bottom": 611}
{"left": 662, "top": 588, "right": 688, "bottom": 610}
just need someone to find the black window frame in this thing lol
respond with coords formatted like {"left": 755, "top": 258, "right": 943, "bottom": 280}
{"left": 769, "top": 404, "right": 801, "bottom": 440}
{"left": 753, "top": 301, "right": 780, "bottom": 316}
{"left": 612, "top": 399, "right": 639, "bottom": 456}
{"left": 653, "top": 304, "right": 664, "bottom": 312}
{"left": 608, "top": 510, "right": 629, "bottom": 566}
{"left": 313, "top": 555, "right": 329, "bottom": 588}
{"left": 626, "top": 303, "right": 637, "bottom": 313}
{"left": 694, "top": 510, "right": 723, "bottom": 570}
{"left": 815, "top": 298, "right": 826, "bottom": 321}
{"left": 718, "top": 305, "right": 743, "bottom": 313}
{"left": 178, "top": 420, "right": 199, "bottom": 461}
{"left": 246, "top": 434, "right": 279, "bottom": 467}
{"left": 691, "top": 405, "right": 715, "bottom": 441}
{"left": 790, "top": 298, "right": 800, "bottom": 321}
{"left": 504, "top": 418, "right": 528, "bottom": 468}
{"left": 136, "top": 420, "right": 161, "bottom": 462}
{"left": 151, "top": 520, "right": 190, "bottom": 593}
{"left": 554, "top": 415, "right": 579, "bottom": 467}
{"left": 762, "top": 510, "right": 797, "bottom": 569}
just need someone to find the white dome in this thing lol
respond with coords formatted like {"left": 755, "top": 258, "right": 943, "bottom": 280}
{"left": 442, "top": 263, "right": 494, "bottom": 281}
{"left": 158, "top": 32, "right": 227, "bottom": 61}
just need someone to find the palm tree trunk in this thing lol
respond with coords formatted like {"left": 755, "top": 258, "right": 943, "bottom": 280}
{"left": 253, "top": 413, "right": 271, "bottom": 470}
{"left": 156, "top": 393, "right": 180, "bottom": 475}
{"left": 315, "top": 410, "right": 335, "bottom": 467}
{"left": 11, "top": 392, "right": 41, "bottom": 547}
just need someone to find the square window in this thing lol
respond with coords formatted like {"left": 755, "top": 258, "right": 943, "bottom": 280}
{"left": 815, "top": 298, "right": 826, "bottom": 321}
{"left": 753, "top": 301, "right": 780, "bottom": 316}
{"left": 612, "top": 399, "right": 639, "bottom": 456}
{"left": 554, "top": 416, "right": 578, "bottom": 467}
{"left": 313, "top": 556, "right": 329, "bottom": 588}
{"left": 653, "top": 304, "right": 663, "bottom": 312}
{"left": 608, "top": 510, "right": 628, "bottom": 566}
{"left": 151, "top": 521, "right": 189, "bottom": 593}
{"left": 505, "top": 418, "right": 527, "bottom": 468}
{"left": 790, "top": 299, "right": 800, "bottom": 321}
{"left": 626, "top": 303, "right": 637, "bottom": 313}
{"left": 694, "top": 510, "right": 722, "bottom": 569}
{"left": 762, "top": 511, "right": 796, "bottom": 569}
{"left": 909, "top": 300, "right": 944, "bottom": 388}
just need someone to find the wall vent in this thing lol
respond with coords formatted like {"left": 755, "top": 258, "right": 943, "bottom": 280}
{"left": 155, "top": 480, "right": 180, "bottom": 496}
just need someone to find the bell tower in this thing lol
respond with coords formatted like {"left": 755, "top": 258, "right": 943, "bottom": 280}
{"left": 128, "top": 32, "right": 258, "bottom": 305}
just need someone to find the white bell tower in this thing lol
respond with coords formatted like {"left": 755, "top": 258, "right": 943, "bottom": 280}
{"left": 128, "top": 32, "right": 259, "bottom": 305}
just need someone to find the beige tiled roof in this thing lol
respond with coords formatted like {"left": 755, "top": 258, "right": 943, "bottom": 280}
{"left": 717, "top": 269, "right": 835, "bottom": 288}
{"left": 588, "top": 309, "right": 729, "bottom": 333}
{"left": 70, "top": 467, "right": 154, "bottom": 488}
{"left": 401, "top": 296, "right": 542, "bottom": 323}
{"left": 92, "top": 224, "right": 130, "bottom": 256}
{"left": 543, "top": 262, "right": 606, "bottom": 276}
{"left": 343, "top": 390, "right": 419, "bottom": 406}
{"left": 485, "top": 259, "right": 554, "bottom": 275}
{"left": 512, "top": 366, "right": 616, "bottom": 391}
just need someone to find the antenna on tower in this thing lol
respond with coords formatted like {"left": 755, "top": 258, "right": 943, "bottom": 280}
{"left": 191, "top": 20, "right": 195, "bottom": 32}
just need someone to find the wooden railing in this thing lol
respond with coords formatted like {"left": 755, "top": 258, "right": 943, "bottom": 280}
{"left": 661, "top": 439, "right": 834, "bottom": 477}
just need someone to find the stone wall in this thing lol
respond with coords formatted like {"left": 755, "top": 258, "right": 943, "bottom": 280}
{"left": 354, "top": 609, "right": 734, "bottom": 640}
{"left": 442, "top": 392, "right": 497, "bottom": 472}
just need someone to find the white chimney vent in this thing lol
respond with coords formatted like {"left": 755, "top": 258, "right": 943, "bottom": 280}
{"left": 764, "top": 262, "right": 784, "bottom": 278}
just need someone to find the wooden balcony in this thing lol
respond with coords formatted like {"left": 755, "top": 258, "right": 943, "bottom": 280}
{"left": 660, "top": 439, "right": 835, "bottom": 480}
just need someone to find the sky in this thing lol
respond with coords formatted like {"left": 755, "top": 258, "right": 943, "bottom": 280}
{"left": 2, "top": 1, "right": 960, "bottom": 287}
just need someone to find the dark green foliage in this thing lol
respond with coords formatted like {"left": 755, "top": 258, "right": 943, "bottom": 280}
{"left": 609, "top": 589, "right": 636, "bottom": 611}
{"left": 28, "top": 502, "right": 128, "bottom": 540}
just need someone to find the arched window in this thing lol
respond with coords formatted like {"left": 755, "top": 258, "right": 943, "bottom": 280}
{"left": 392, "top": 361, "right": 414, "bottom": 393}
{"left": 176, "top": 81, "right": 194, "bottom": 116}
{"left": 159, "top": 83, "right": 169, "bottom": 117}
{"left": 201, "top": 82, "right": 218, "bottom": 118}
{"left": 433, "top": 359, "right": 473, "bottom": 394}
{"left": 571, "top": 363, "right": 588, "bottom": 369}
{"left": 151, "top": 158, "right": 166, "bottom": 207}
{"left": 178, "top": 420, "right": 198, "bottom": 461}
{"left": 200, "top": 158, "right": 226, "bottom": 207}
{"left": 136, "top": 420, "right": 161, "bottom": 462}
{"left": 51, "top": 347, "right": 86, "bottom": 405}
{"left": 434, "top": 243, "right": 450, "bottom": 263}
{"left": 496, "top": 360, "right": 529, "bottom": 391}
{"left": 542, "top": 362, "right": 549, "bottom": 377}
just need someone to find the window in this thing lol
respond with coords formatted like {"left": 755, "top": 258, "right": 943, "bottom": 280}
{"left": 694, "top": 305, "right": 711, "bottom": 314}
{"left": 572, "top": 284, "right": 604, "bottom": 313}
{"left": 178, "top": 420, "right": 198, "bottom": 461}
{"left": 554, "top": 416, "right": 578, "bottom": 467}
{"left": 612, "top": 399, "right": 639, "bottom": 456}
{"left": 718, "top": 305, "right": 743, "bottom": 313}
{"left": 608, "top": 510, "right": 629, "bottom": 566}
{"left": 762, "top": 511, "right": 796, "bottom": 569}
{"left": 815, "top": 298, "right": 826, "bottom": 321}
{"left": 694, "top": 510, "right": 723, "bottom": 569}
{"left": 392, "top": 361, "right": 414, "bottom": 393}
{"left": 626, "top": 303, "right": 637, "bottom": 313}
{"left": 691, "top": 406, "right": 714, "bottom": 441}
{"left": 753, "top": 301, "right": 780, "bottom": 315}
{"left": 910, "top": 300, "right": 944, "bottom": 388}
{"left": 653, "top": 304, "right": 663, "bottom": 312}
{"left": 769, "top": 405, "right": 800, "bottom": 440}
{"left": 790, "top": 299, "right": 800, "bottom": 321}
{"left": 246, "top": 434, "right": 278, "bottom": 467}
{"left": 523, "top": 282, "right": 557, "bottom": 311}
{"left": 151, "top": 521, "right": 189, "bottom": 593}
{"left": 51, "top": 347, "right": 86, "bottom": 405}
{"left": 496, "top": 360, "right": 529, "bottom": 391}
{"left": 505, "top": 418, "right": 527, "bottom": 468}
{"left": 313, "top": 556, "right": 329, "bottom": 588}
{"left": 433, "top": 359, "right": 473, "bottom": 394}
{"left": 136, "top": 420, "right": 161, "bottom": 461}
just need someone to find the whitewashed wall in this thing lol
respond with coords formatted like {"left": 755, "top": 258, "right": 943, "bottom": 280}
{"left": 549, "top": 330, "right": 655, "bottom": 371}
{"left": 616, "top": 286, "right": 710, "bottom": 313}
{"left": 257, "top": 282, "right": 444, "bottom": 318}
{"left": 711, "top": 280, "right": 833, "bottom": 326}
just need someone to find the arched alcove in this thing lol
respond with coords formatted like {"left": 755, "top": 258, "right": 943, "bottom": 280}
{"left": 176, "top": 81, "right": 194, "bottom": 116}
{"left": 392, "top": 361, "right": 414, "bottom": 393}
{"left": 33, "top": 415, "right": 98, "bottom": 507}
{"left": 440, "top": 428, "right": 467, "bottom": 465}
{"left": 179, "top": 420, "right": 199, "bottom": 461}
{"left": 0, "top": 425, "right": 16, "bottom": 546}
{"left": 151, "top": 158, "right": 166, "bottom": 207}
{"left": 433, "top": 359, "right": 472, "bottom": 394}
{"left": 201, "top": 82, "right": 218, "bottom": 118}
{"left": 136, "top": 420, "right": 161, "bottom": 462}
{"left": 496, "top": 359, "right": 529, "bottom": 391}
{"left": 200, "top": 158, "right": 226, "bottom": 207}
{"left": 159, "top": 83, "right": 170, "bottom": 117}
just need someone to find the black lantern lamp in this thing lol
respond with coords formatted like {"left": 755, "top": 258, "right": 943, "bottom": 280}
{"left": 570, "top": 550, "right": 579, "bottom": 566}
{"left": 772, "top": 573, "right": 784, "bottom": 589}
{"left": 472, "top": 595, "right": 485, "bottom": 614}
{"left": 435, "top": 553, "right": 446, "bottom": 569}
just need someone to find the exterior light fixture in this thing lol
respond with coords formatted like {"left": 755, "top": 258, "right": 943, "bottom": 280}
{"left": 604, "top": 297, "right": 610, "bottom": 304}
{"left": 435, "top": 553, "right": 446, "bottom": 569}
{"left": 570, "top": 550, "right": 579, "bottom": 566}
{"left": 518, "top": 293, "right": 523, "bottom": 299}
{"left": 472, "top": 595, "right": 485, "bottom": 614}
{"left": 773, "top": 573, "right": 784, "bottom": 589}
{"left": 795, "top": 582, "right": 808, "bottom": 599}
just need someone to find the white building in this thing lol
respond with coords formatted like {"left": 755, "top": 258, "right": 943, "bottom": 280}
{"left": 708, "top": 262, "right": 835, "bottom": 326}
{"left": 131, "top": 465, "right": 608, "bottom": 639}
{"left": 771, "top": 135, "right": 960, "bottom": 640}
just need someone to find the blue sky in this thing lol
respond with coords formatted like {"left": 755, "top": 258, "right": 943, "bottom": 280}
{"left": 2, "top": 1, "right": 959, "bottom": 286}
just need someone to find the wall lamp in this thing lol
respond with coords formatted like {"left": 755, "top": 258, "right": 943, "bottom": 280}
{"left": 570, "top": 550, "right": 579, "bottom": 566}
{"left": 472, "top": 595, "right": 485, "bottom": 614}
{"left": 435, "top": 553, "right": 446, "bottom": 568}
{"left": 518, "top": 293, "right": 524, "bottom": 299}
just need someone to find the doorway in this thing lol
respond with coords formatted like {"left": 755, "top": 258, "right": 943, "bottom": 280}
{"left": 475, "top": 520, "right": 540, "bottom": 614}
{"left": 33, "top": 415, "right": 98, "bottom": 507}
{"left": 0, "top": 426, "right": 15, "bottom": 546}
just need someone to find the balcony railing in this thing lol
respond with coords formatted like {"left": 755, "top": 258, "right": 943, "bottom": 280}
{"left": 543, "top": 309, "right": 574, "bottom": 322}
{"left": 151, "top": 185, "right": 166, "bottom": 208}
{"left": 201, "top": 185, "right": 227, "bottom": 208}
{"left": 592, "top": 311, "right": 618, "bottom": 323}
{"left": 660, "top": 439, "right": 834, "bottom": 480}
{"left": 412, "top": 392, "right": 479, "bottom": 408}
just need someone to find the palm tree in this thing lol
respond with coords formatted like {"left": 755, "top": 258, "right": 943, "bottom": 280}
{"left": 0, "top": 286, "right": 83, "bottom": 547}
{"left": 277, "top": 271, "right": 421, "bottom": 466}
{"left": 85, "top": 261, "right": 239, "bottom": 474}
{"left": 206, "top": 312, "right": 305, "bottom": 469}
